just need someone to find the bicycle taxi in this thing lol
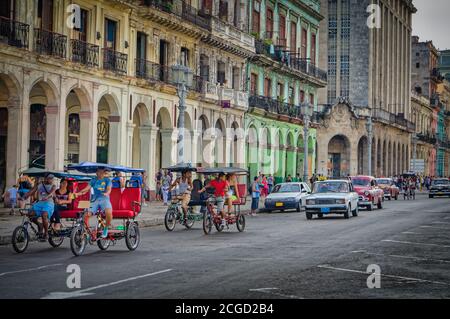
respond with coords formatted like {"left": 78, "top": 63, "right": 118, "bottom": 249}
{"left": 163, "top": 163, "right": 203, "bottom": 231}
{"left": 66, "top": 162, "right": 143, "bottom": 256}
{"left": 196, "top": 167, "right": 248, "bottom": 235}
{"left": 11, "top": 168, "right": 91, "bottom": 253}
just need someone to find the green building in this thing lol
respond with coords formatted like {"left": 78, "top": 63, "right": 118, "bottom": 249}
{"left": 245, "top": 0, "right": 326, "bottom": 183}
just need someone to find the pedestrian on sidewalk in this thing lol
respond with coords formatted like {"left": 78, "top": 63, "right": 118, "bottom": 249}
{"left": 267, "top": 174, "right": 274, "bottom": 194}
{"left": 161, "top": 170, "right": 171, "bottom": 205}
{"left": 2, "top": 185, "right": 21, "bottom": 215}
{"left": 251, "top": 176, "right": 261, "bottom": 216}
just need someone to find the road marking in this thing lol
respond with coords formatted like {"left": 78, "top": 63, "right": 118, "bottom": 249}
{"left": 402, "top": 231, "right": 420, "bottom": 234}
{"left": 431, "top": 222, "right": 450, "bottom": 225}
{"left": 420, "top": 226, "right": 450, "bottom": 230}
{"left": 249, "top": 288, "right": 303, "bottom": 299}
{"left": 382, "top": 239, "right": 450, "bottom": 248}
{"left": 350, "top": 250, "right": 450, "bottom": 264}
{"left": 317, "top": 265, "right": 450, "bottom": 286}
{"left": 0, "top": 264, "right": 63, "bottom": 277}
{"left": 41, "top": 268, "right": 173, "bottom": 299}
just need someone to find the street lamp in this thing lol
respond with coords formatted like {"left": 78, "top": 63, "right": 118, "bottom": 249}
{"left": 301, "top": 102, "right": 313, "bottom": 184}
{"left": 365, "top": 111, "right": 373, "bottom": 176}
{"left": 171, "top": 64, "right": 193, "bottom": 164}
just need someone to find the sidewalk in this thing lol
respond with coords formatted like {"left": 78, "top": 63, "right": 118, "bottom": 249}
{"left": 0, "top": 198, "right": 253, "bottom": 245}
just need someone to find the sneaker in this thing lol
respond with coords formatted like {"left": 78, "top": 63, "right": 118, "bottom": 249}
{"left": 101, "top": 227, "right": 109, "bottom": 238}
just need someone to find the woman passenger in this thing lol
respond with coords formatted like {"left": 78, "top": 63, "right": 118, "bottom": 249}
{"left": 225, "top": 173, "right": 240, "bottom": 216}
{"left": 52, "top": 179, "right": 73, "bottom": 231}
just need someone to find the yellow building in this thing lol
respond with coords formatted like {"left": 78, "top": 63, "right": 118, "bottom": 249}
{"left": 0, "top": 0, "right": 254, "bottom": 194}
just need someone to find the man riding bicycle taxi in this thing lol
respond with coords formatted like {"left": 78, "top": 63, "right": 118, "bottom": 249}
{"left": 199, "top": 173, "right": 229, "bottom": 227}
{"left": 74, "top": 167, "right": 113, "bottom": 238}
{"left": 169, "top": 170, "right": 193, "bottom": 224}
{"left": 22, "top": 174, "right": 57, "bottom": 240}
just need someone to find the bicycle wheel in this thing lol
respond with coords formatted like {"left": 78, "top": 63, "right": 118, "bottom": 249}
{"left": 12, "top": 226, "right": 29, "bottom": 253}
{"left": 185, "top": 213, "right": 195, "bottom": 229}
{"left": 97, "top": 238, "right": 111, "bottom": 250}
{"left": 70, "top": 225, "right": 87, "bottom": 256}
{"left": 48, "top": 233, "right": 64, "bottom": 248}
{"left": 202, "top": 212, "right": 212, "bottom": 235}
{"left": 125, "top": 222, "right": 140, "bottom": 251}
{"left": 236, "top": 214, "right": 246, "bottom": 232}
{"left": 164, "top": 209, "right": 177, "bottom": 232}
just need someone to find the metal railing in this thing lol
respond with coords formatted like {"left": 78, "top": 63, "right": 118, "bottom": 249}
{"left": 103, "top": 48, "right": 127, "bottom": 75}
{"left": 34, "top": 28, "right": 67, "bottom": 58}
{"left": 417, "top": 133, "right": 437, "bottom": 145}
{"left": 0, "top": 16, "right": 29, "bottom": 49}
{"left": 249, "top": 95, "right": 303, "bottom": 120}
{"left": 71, "top": 39, "right": 99, "bottom": 67}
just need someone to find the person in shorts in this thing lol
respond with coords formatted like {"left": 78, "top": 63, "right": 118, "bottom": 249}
{"left": 169, "top": 171, "right": 193, "bottom": 224}
{"left": 75, "top": 168, "right": 112, "bottom": 238}
{"left": 23, "top": 174, "right": 57, "bottom": 239}
{"left": 251, "top": 176, "right": 261, "bottom": 216}
{"left": 200, "top": 173, "right": 229, "bottom": 227}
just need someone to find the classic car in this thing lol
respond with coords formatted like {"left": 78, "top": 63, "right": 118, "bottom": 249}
{"left": 304, "top": 180, "right": 359, "bottom": 220}
{"left": 264, "top": 182, "right": 311, "bottom": 212}
{"left": 429, "top": 178, "right": 450, "bottom": 198}
{"left": 375, "top": 178, "right": 400, "bottom": 200}
{"left": 350, "top": 176, "right": 384, "bottom": 211}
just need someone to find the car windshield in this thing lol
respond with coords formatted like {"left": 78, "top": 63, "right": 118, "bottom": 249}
{"left": 313, "top": 182, "right": 349, "bottom": 193}
{"left": 352, "top": 178, "right": 371, "bottom": 186}
{"left": 376, "top": 179, "right": 391, "bottom": 185}
{"left": 272, "top": 184, "right": 301, "bottom": 193}
{"left": 432, "top": 179, "right": 449, "bottom": 186}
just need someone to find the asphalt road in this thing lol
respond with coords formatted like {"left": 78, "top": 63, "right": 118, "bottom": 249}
{"left": 0, "top": 194, "right": 449, "bottom": 299}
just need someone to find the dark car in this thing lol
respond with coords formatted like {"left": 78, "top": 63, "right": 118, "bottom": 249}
{"left": 429, "top": 178, "right": 450, "bottom": 198}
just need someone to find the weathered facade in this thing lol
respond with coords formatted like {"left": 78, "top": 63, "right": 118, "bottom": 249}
{"left": 245, "top": 0, "right": 326, "bottom": 182}
{"left": 316, "top": 0, "right": 416, "bottom": 178}
{"left": 0, "top": 0, "right": 254, "bottom": 193}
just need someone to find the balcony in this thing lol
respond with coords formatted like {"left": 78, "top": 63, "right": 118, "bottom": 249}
{"left": 430, "top": 68, "right": 444, "bottom": 83}
{"left": 417, "top": 133, "right": 437, "bottom": 145}
{"left": 208, "top": 18, "right": 255, "bottom": 54}
{"left": 0, "top": 16, "right": 29, "bottom": 49}
{"left": 430, "top": 94, "right": 441, "bottom": 108}
{"left": 249, "top": 95, "right": 303, "bottom": 120}
{"left": 71, "top": 39, "right": 99, "bottom": 67}
{"left": 34, "top": 29, "right": 67, "bottom": 59}
{"left": 372, "top": 108, "right": 415, "bottom": 132}
{"left": 103, "top": 48, "right": 127, "bottom": 75}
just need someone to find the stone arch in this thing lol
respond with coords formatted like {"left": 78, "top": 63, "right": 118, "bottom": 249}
{"left": 197, "top": 114, "right": 210, "bottom": 167}
{"left": 285, "top": 131, "right": 295, "bottom": 179}
{"left": 296, "top": 133, "right": 305, "bottom": 178}
{"left": 214, "top": 118, "right": 226, "bottom": 166}
{"left": 247, "top": 123, "right": 258, "bottom": 179}
{"left": 96, "top": 93, "right": 121, "bottom": 164}
{"left": 357, "top": 136, "right": 369, "bottom": 175}
{"left": 327, "top": 134, "right": 351, "bottom": 178}
{"left": 132, "top": 103, "right": 151, "bottom": 168}
{"left": 156, "top": 106, "right": 174, "bottom": 170}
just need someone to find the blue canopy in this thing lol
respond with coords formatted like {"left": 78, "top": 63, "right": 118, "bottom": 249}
{"left": 67, "top": 162, "right": 144, "bottom": 174}
{"left": 20, "top": 167, "right": 92, "bottom": 181}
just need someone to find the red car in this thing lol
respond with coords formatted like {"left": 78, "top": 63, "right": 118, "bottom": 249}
{"left": 350, "top": 176, "right": 384, "bottom": 211}
{"left": 375, "top": 178, "right": 400, "bottom": 200}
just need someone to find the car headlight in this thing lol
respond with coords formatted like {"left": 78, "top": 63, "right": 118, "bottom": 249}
{"left": 306, "top": 199, "right": 315, "bottom": 205}
{"left": 364, "top": 191, "right": 370, "bottom": 196}
{"left": 335, "top": 199, "right": 345, "bottom": 204}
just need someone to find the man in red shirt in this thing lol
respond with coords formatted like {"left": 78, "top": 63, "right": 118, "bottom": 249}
{"left": 200, "top": 173, "right": 229, "bottom": 226}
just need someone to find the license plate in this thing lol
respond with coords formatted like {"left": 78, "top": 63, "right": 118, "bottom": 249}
{"left": 438, "top": 192, "right": 443, "bottom": 195}
{"left": 321, "top": 207, "right": 331, "bottom": 213}
{"left": 276, "top": 202, "right": 284, "bottom": 207}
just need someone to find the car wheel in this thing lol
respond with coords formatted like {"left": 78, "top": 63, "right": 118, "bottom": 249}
{"left": 318, "top": 213, "right": 323, "bottom": 219}
{"left": 343, "top": 206, "right": 350, "bottom": 219}
{"left": 395, "top": 194, "right": 398, "bottom": 200}
{"left": 367, "top": 204, "right": 372, "bottom": 211}
{"left": 306, "top": 212, "right": 313, "bottom": 220}
{"left": 352, "top": 205, "right": 358, "bottom": 217}
{"left": 429, "top": 195, "right": 433, "bottom": 199}
{"left": 388, "top": 195, "right": 391, "bottom": 201}
{"left": 377, "top": 198, "right": 383, "bottom": 209}
{"left": 296, "top": 202, "right": 301, "bottom": 212}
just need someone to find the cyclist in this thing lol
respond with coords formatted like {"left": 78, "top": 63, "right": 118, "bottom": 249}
{"left": 75, "top": 167, "right": 113, "bottom": 238}
{"left": 23, "top": 174, "right": 57, "bottom": 240}
{"left": 169, "top": 170, "right": 193, "bottom": 224}
{"left": 200, "top": 173, "right": 229, "bottom": 227}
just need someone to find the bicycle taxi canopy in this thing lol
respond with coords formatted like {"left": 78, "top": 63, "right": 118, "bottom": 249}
{"left": 164, "top": 163, "right": 197, "bottom": 173}
{"left": 196, "top": 167, "right": 249, "bottom": 176}
{"left": 20, "top": 167, "right": 92, "bottom": 181}
{"left": 67, "top": 162, "right": 144, "bottom": 174}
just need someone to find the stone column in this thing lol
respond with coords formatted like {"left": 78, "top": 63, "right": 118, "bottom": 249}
{"left": 160, "top": 128, "right": 177, "bottom": 167}
{"left": 79, "top": 110, "right": 97, "bottom": 162}
{"left": 191, "top": 130, "right": 200, "bottom": 166}
{"left": 126, "top": 122, "right": 135, "bottom": 167}
{"left": 45, "top": 105, "right": 64, "bottom": 170}
{"left": 6, "top": 103, "right": 25, "bottom": 187}
{"left": 108, "top": 116, "right": 121, "bottom": 165}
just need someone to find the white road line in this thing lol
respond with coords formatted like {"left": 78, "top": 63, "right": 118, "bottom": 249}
{"left": 420, "top": 226, "right": 450, "bottom": 230}
{"left": 249, "top": 288, "right": 303, "bottom": 299}
{"left": 350, "top": 250, "right": 450, "bottom": 264}
{"left": 431, "top": 222, "right": 450, "bottom": 225}
{"left": 0, "top": 264, "right": 63, "bottom": 277}
{"left": 41, "top": 268, "right": 173, "bottom": 299}
{"left": 402, "top": 231, "right": 420, "bottom": 234}
{"left": 317, "top": 265, "right": 450, "bottom": 286}
{"left": 382, "top": 239, "right": 450, "bottom": 248}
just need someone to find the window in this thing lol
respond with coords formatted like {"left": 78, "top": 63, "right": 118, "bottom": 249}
{"left": 279, "top": 15, "right": 286, "bottom": 46}
{"left": 232, "top": 67, "right": 240, "bottom": 90}
{"left": 277, "top": 82, "right": 284, "bottom": 100}
{"left": 217, "top": 61, "right": 226, "bottom": 85}
{"left": 309, "top": 93, "right": 314, "bottom": 105}
{"left": 219, "top": 0, "right": 228, "bottom": 21}
{"left": 300, "top": 90, "right": 305, "bottom": 103}
{"left": 266, "top": 8, "right": 273, "bottom": 37}
{"left": 290, "top": 22, "right": 297, "bottom": 53}
{"left": 200, "top": 54, "right": 209, "bottom": 81}
{"left": 301, "top": 28, "right": 307, "bottom": 58}
{"left": 250, "top": 73, "right": 258, "bottom": 95}
{"left": 416, "top": 62, "right": 420, "bottom": 68}
{"left": 201, "top": 0, "right": 213, "bottom": 15}
{"left": 73, "top": 8, "right": 88, "bottom": 41}
{"left": 289, "top": 86, "right": 295, "bottom": 104}
{"left": 180, "top": 47, "right": 189, "bottom": 66}
{"left": 37, "top": 0, "right": 53, "bottom": 30}
{"left": 264, "top": 78, "right": 272, "bottom": 97}
{"left": 252, "top": 1, "right": 260, "bottom": 34}
{"left": 104, "top": 18, "right": 117, "bottom": 49}
{"left": 136, "top": 32, "right": 147, "bottom": 61}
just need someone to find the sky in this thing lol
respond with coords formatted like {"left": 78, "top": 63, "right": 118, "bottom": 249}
{"left": 412, "top": 0, "right": 450, "bottom": 50}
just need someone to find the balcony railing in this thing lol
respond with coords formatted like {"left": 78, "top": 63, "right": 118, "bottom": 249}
{"left": 249, "top": 95, "right": 303, "bottom": 120}
{"left": 431, "top": 68, "right": 444, "bottom": 83}
{"left": 135, "top": 59, "right": 160, "bottom": 81}
{"left": 372, "top": 108, "right": 415, "bottom": 131}
{"left": 181, "top": 1, "right": 211, "bottom": 30}
{"left": 71, "top": 39, "right": 99, "bottom": 67}
{"left": 417, "top": 133, "right": 437, "bottom": 145}
{"left": 34, "top": 28, "right": 67, "bottom": 58}
{"left": 0, "top": 16, "right": 29, "bottom": 49}
{"left": 103, "top": 48, "right": 127, "bottom": 75}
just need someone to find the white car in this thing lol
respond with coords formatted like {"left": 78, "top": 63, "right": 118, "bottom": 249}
{"left": 304, "top": 180, "right": 359, "bottom": 220}
{"left": 264, "top": 182, "right": 311, "bottom": 212}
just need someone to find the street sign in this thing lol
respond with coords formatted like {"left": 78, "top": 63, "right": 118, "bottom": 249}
{"left": 410, "top": 159, "right": 425, "bottom": 173}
